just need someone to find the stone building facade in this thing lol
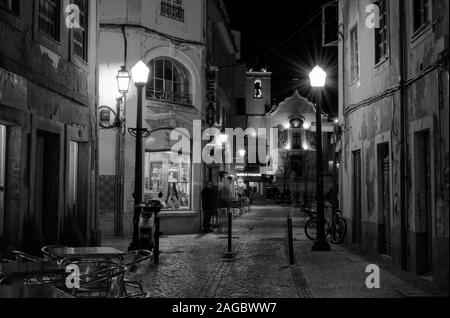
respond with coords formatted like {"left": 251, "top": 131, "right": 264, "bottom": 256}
{"left": 0, "top": 0, "right": 100, "bottom": 255}
{"left": 338, "top": 0, "right": 449, "bottom": 290}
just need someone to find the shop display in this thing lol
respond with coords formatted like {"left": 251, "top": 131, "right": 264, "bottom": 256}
{"left": 145, "top": 152, "right": 191, "bottom": 211}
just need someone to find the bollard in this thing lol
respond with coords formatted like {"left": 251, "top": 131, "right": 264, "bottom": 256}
{"left": 224, "top": 211, "right": 234, "bottom": 259}
{"left": 154, "top": 216, "right": 160, "bottom": 264}
{"left": 228, "top": 211, "right": 232, "bottom": 254}
{"left": 287, "top": 218, "right": 295, "bottom": 265}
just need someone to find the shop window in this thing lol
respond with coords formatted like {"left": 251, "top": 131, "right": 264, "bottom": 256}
{"left": 0, "top": 0, "right": 20, "bottom": 15}
{"left": 0, "top": 124, "right": 6, "bottom": 237}
{"left": 72, "top": 0, "right": 88, "bottom": 61}
{"left": 38, "top": 0, "right": 61, "bottom": 41}
{"left": 145, "top": 151, "right": 191, "bottom": 211}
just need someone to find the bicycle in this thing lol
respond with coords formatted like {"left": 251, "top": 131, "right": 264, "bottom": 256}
{"left": 304, "top": 209, "right": 347, "bottom": 244}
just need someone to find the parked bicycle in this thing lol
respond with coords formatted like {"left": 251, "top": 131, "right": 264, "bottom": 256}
{"left": 304, "top": 208, "right": 347, "bottom": 244}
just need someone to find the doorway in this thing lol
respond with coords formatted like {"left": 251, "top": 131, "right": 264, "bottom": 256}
{"left": 414, "top": 130, "right": 433, "bottom": 276}
{"left": 378, "top": 143, "right": 391, "bottom": 255}
{"left": 352, "top": 150, "right": 362, "bottom": 244}
{"left": 35, "top": 131, "right": 60, "bottom": 245}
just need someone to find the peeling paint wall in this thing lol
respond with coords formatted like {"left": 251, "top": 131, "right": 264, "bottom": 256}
{"left": 339, "top": 0, "right": 449, "bottom": 291}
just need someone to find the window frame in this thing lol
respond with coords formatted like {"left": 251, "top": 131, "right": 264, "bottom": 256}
{"left": 33, "top": 0, "right": 64, "bottom": 56}
{"left": 374, "top": 0, "right": 389, "bottom": 66}
{"left": 146, "top": 57, "right": 193, "bottom": 106}
{"left": 349, "top": 24, "right": 360, "bottom": 85}
{"left": 412, "top": 0, "right": 431, "bottom": 34}
{"left": 0, "top": 0, "right": 20, "bottom": 16}
{"left": 70, "top": 0, "right": 89, "bottom": 64}
{"left": 0, "top": 0, "right": 23, "bottom": 30}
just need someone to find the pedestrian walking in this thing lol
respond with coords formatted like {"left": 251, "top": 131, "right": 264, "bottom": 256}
{"left": 201, "top": 182, "right": 218, "bottom": 233}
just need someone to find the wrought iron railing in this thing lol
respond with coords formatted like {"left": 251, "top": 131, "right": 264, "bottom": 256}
{"left": 160, "top": 1, "right": 184, "bottom": 22}
{"left": 146, "top": 88, "right": 193, "bottom": 106}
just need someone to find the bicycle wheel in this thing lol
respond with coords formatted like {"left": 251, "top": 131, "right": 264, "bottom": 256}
{"left": 330, "top": 217, "right": 347, "bottom": 244}
{"left": 305, "top": 218, "right": 318, "bottom": 241}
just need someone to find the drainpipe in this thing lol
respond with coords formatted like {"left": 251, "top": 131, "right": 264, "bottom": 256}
{"left": 399, "top": 0, "right": 408, "bottom": 271}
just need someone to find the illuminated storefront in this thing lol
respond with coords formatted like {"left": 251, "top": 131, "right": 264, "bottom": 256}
{"left": 144, "top": 128, "right": 193, "bottom": 212}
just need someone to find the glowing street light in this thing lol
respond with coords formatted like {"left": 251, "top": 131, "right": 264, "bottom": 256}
{"left": 131, "top": 60, "right": 150, "bottom": 85}
{"left": 309, "top": 65, "right": 330, "bottom": 252}
{"left": 239, "top": 149, "right": 246, "bottom": 157}
{"left": 129, "top": 60, "right": 151, "bottom": 251}
{"left": 116, "top": 65, "right": 131, "bottom": 95}
{"left": 309, "top": 65, "right": 327, "bottom": 88}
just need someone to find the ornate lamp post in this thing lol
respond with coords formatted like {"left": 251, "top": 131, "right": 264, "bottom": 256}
{"left": 128, "top": 60, "right": 151, "bottom": 251}
{"left": 309, "top": 66, "right": 331, "bottom": 252}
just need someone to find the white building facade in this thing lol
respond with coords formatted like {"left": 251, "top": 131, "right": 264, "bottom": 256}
{"left": 98, "top": 0, "right": 206, "bottom": 236}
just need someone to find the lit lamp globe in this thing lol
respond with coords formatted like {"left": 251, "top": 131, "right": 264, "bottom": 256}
{"left": 309, "top": 66, "right": 327, "bottom": 88}
{"left": 116, "top": 65, "right": 131, "bottom": 95}
{"left": 239, "top": 149, "right": 246, "bottom": 157}
{"left": 131, "top": 60, "right": 150, "bottom": 85}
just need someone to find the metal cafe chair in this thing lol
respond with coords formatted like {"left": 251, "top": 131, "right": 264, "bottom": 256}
{"left": 121, "top": 250, "right": 152, "bottom": 297}
{"left": 41, "top": 245, "right": 69, "bottom": 262}
{"left": 12, "top": 250, "right": 45, "bottom": 263}
{"left": 68, "top": 260, "right": 126, "bottom": 298}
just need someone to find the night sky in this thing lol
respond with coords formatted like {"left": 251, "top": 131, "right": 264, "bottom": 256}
{"left": 224, "top": 0, "right": 339, "bottom": 116}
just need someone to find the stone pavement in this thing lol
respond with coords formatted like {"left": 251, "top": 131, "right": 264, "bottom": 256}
{"left": 103, "top": 201, "right": 447, "bottom": 298}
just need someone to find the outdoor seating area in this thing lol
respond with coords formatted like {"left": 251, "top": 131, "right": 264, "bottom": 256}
{"left": 218, "top": 197, "right": 250, "bottom": 220}
{"left": 0, "top": 246, "right": 153, "bottom": 298}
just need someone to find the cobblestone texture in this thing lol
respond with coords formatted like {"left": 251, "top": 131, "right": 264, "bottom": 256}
{"left": 103, "top": 201, "right": 447, "bottom": 298}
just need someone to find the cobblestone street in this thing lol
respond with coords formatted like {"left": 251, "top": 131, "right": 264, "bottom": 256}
{"left": 104, "top": 202, "right": 447, "bottom": 298}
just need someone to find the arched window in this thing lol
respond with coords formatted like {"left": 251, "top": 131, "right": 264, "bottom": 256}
{"left": 146, "top": 58, "right": 193, "bottom": 106}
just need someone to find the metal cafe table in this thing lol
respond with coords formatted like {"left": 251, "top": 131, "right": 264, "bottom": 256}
{"left": 0, "top": 284, "right": 74, "bottom": 298}
{"left": 0, "top": 261, "right": 66, "bottom": 284}
{"left": 48, "top": 247, "right": 126, "bottom": 264}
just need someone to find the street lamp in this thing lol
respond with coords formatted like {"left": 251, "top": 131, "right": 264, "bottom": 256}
{"left": 128, "top": 60, "right": 151, "bottom": 251}
{"left": 117, "top": 65, "right": 131, "bottom": 95}
{"left": 309, "top": 65, "right": 331, "bottom": 252}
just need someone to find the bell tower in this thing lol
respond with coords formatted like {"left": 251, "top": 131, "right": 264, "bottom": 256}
{"left": 245, "top": 65, "right": 272, "bottom": 133}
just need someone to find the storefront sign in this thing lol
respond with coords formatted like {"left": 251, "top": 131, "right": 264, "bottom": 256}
{"left": 0, "top": 68, "right": 27, "bottom": 109}
{"left": 206, "top": 69, "right": 218, "bottom": 126}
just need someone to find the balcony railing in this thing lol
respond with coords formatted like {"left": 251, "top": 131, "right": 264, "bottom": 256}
{"left": 160, "top": 1, "right": 184, "bottom": 22}
{"left": 146, "top": 88, "right": 193, "bottom": 106}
